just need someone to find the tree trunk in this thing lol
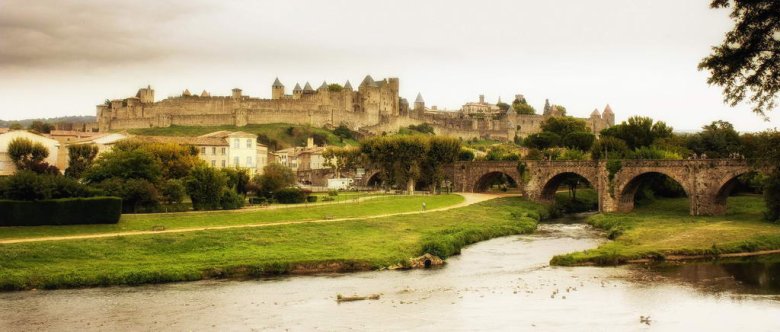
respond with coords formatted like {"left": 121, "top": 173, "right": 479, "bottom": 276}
{"left": 407, "top": 178, "right": 415, "bottom": 195}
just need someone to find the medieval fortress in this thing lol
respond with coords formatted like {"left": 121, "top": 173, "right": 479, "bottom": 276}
{"left": 97, "top": 76, "right": 614, "bottom": 140}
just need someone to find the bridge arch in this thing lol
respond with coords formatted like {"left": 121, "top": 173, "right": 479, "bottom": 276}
{"left": 539, "top": 171, "right": 597, "bottom": 201}
{"left": 362, "top": 171, "right": 383, "bottom": 188}
{"left": 710, "top": 170, "right": 762, "bottom": 215}
{"left": 616, "top": 171, "right": 690, "bottom": 213}
{"left": 474, "top": 171, "right": 519, "bottom": 192}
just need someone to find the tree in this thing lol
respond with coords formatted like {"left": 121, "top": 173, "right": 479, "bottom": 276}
{"left": 600, "top": 116, "right": 672, "bottom": 150}
{"left": 9, "top": 123, "right": 22, "bottom": 130}
{"left": 7, "top": 137, "right": 56, "bottom": 174}
{"left": 590, "top": 136, "right": 630, "bottom": 159}
{"left": 422, "top": 136, "right": 461, "bottom": 192}
{"left": 333, "top": 124, "right": 354, "bottom": 140}
{"left": 254, "top": 163, "right": 296, "bottom": 197}
{"left": 524, "top": 132, "right": 562, "bottom": 150}
{"left": 699, "top": 0, "right": 780, "bottom": 117}
{"left": 65, "top": 144, "right": 99, "bottom": 178}
{"left": 323, "top": 146, "right": 362, "bottom": 177}
{"left": 512, "top": 96, "right": 536, "bottom": 115}
{"left": 540, "top": 117, "right": 589, "bottom": 138}
{"left": 496, "top": 102, "right": 510, "bottom": 111}
{"left": 361, "top": 136, "right": 428, "bottom": 194}
{"left": 28, "top": 120, "right": 53, "bottom": 134}
{"left": 160, "top": 179, "right": 186, "bottom": 204}
{"left": 686, "top": 120, "right": 742, "bottom": 157}
{"left": 84, "top": 149, "right": 162, "bottom": 183}
{"left": 740, "top": 130, "right": 780, "bottom": 221}
{"left": 185, "top": 165, "right": 227, "bottom": 210}
{"left": 563, "top": 132, "right": 596, "bottom": 151}
{"left": 458, "top": 149, "right": 475, "bottom": 161}
{"left": 222, "top": 168, "right": 250, "bottom": 195}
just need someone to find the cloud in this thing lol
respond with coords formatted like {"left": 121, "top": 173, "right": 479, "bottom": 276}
{"left": 0, "top": 0, "right": 209, "bottom": 68}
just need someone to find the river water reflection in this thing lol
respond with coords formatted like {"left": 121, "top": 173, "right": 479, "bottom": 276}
{"left": 1, "top": 222, "right": 779, "bottom": 331}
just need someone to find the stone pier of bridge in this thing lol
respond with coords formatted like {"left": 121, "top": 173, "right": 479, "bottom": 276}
{"left": 449, "top": 159, "right": 759, "bottom": 216}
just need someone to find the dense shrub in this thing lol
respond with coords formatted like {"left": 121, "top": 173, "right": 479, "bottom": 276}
{"left": 98, "top": 178, "right": 160, "bottom": 213}
{"left": 306, "top": 195, "right": 318, "bottom": 203}
{"left": 160, "top": 179, "right": 186, "bottom": 205}
{"left": 0, "top": 197, "right": 122, "bottom": 226}
{"left": 186, "top": 165, "right": 227, "bottom": 211}
{"left": 220, "top": 189, "right": 245, "bottom": 210}
{"left": 0, "top": 171, "right": 96, "bottom": 201}
{"left": 274, "top": 188, "right": 306, "bottom": 204}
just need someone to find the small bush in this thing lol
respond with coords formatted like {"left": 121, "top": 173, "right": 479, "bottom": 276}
{"left": 328, "top": 190, "right": 339, "bottom": 196}
{"left": 0, "top": 197, "right": 122, "bottom": 226}
{"left": 322, "top": 196, "right": 335, "bottom": 202}
{"left": 306, "top": 195, "right": 318, "bottom": 203}
{"left": 249, "top": 196, "right": 267, "bottom": 205}
{"left": 220, "top": 190, "right": 245, "bottom": 210}
{"left": 274, "top": 188, "right": 306, "bottom": 204}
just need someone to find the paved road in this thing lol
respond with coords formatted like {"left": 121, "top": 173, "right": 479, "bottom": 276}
{"left": 0, "top": 193, "right": 507, "bottom": 245}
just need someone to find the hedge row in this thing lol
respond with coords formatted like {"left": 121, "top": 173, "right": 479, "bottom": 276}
{"left": 0, "top": 197, "right": 122, "bottom": 226}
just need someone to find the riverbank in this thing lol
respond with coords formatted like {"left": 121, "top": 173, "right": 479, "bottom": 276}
{"left": 0, "top": 196, "right": 547, "bottom": 291}
{"left": 551, "top": 195, "right": 780, "bottom": 266}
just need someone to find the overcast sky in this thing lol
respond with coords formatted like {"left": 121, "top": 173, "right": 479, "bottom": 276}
{"left": 0, "top": 0, "right": 776, "bottom": 132}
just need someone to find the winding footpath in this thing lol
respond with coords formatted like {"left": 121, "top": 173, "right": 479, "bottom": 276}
{"left": 0, "top": 193, "right": 504, "bottom": 245}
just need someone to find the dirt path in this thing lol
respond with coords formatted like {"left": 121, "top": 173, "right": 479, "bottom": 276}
{"left": 0, "top": 193, "right": 504, "bottom": 245}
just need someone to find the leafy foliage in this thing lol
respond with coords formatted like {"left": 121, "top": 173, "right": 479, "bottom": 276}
{"left": 254, "top": 163, "right": 296, "bottom": 197}
{"left": 65, "top": 144, "right": 98, "bottom": 178}
{"left": 7, "top": 137, "right": 57, "bottom": 174}
{"left": 185, "top": 165, "right": 227, "bottom": 211}
{"left": 686, "top": 120, "right": 742, "bottom": 158}
{"left": 84, "top": 149, "right": 162, "bottom": 183}
{"left": 699, "top": 0, "right": 780, "bottom": 116}
{"left": 599, "top": 116, "right": 673, "bottom": 150}
{"left": 523, "top": 132, "right": 561, "bottom": 150}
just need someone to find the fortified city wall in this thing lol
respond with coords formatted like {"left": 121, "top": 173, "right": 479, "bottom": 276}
{"left": 97, "top": 75, "right": 614, "bottom": 141}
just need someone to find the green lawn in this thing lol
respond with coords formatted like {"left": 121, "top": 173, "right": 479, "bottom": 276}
{"left": 125, "top": 123, "right": 358, "bottom": 148}
{"left": 551, "top": 195, "right": 780, "bottom": 266}
{"left": 0, "top": 197, "right": 546, "bottom": 290}
{"left": 0, "top": 195, "right": 463, "bottom": 241}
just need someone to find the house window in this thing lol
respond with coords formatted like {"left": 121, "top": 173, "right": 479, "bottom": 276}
{"left": 221, "top": 147, "right": 226, "bottom": 155}
{"left": 246, "top": 139, "right": 252, "bottom": 148}
{"left": 221, "top": 160, "right": 226, "bottom": 167}
{"left": 211, "top": 147, "right": 216, "bottom": 155}
{"left": 211, "top": 160, "right": 216, "bottom": 167}
{"left": 200, "top": 147, "right": 206, "bottom": 154}
{"left": 233, "top": 139, "right": 239, "bottom": 148}
{"left": 234, "top": 157, "right": 240, "bottom": 166}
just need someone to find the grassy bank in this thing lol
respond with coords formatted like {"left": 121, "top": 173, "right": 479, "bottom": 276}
{"left": 551, "top": 195, "right": 780, "bottom": 266}
{"left": 126, "top": 123, "right": 358, "bottom": 148}
{"left": 0, "top": 197, "right": 547, "bottom": 291}
{"left": 0, "top": 195, "right": 462, "bottom": 241}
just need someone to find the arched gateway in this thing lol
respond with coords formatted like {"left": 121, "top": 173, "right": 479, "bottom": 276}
{"left": 450, "top": 159, "right": 761, "bottom": 216}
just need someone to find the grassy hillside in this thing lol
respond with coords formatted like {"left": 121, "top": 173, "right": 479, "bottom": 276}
{"left": 126, "top": 123, "right": 358, "bottom": 149}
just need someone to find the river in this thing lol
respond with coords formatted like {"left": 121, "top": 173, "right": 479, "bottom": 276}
{"left": 1, "top": 219, "right": 779, "bottom": 331}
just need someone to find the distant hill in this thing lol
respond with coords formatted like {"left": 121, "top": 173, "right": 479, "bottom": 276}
{"left": 0, "top": 116, "right": 96, "bottom": 128}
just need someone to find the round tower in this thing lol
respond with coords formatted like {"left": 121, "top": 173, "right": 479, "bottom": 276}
{"left": 414, "top": 93, "right": 425, "bottom": 111}
{"left": 602, "top": 104, "right": 615, "bottom": 126}
{"left": 272, "top": 77, "right": 285, "bottom": 99}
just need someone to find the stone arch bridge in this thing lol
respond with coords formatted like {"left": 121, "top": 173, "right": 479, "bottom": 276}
{"left": 449, "top": 159, "right": 761, "bottom": 216}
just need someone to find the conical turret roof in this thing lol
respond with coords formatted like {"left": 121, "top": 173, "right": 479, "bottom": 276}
{"left": 293, "top": 83, "right": 302, "bottom": 92}
{"left": 303, "top": 82, "right": 314, "bottom": 92}
{"left": 415, "top": 93, "right": 424, "bottom": 103}
{"left": 318, "top": 81, "right": 328, "bottom": 90}
{"left": 361, "top": 75, "right": 377, "bottom": 87}
{"left": 590, "top": 108, "right": 601, "bottom": 117}
{"left": 344, "top": 80, "right": 353, "bottom": 90}
{"left": 603, "top": 104, "right": 614, "bottom": 114}
{"left": 182, "top": 89, "right": 191, "bottom": 96}
{"left": 272, "top": 77, "right": 284, "bottom": 88}
{"left": 200, "top": 90, "right": 210, "bottom": 97}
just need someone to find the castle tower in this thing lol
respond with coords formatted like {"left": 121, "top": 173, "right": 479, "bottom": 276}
{"left": 318, "top": 81, "right": 328, "bottom": 92}
{"left": 232, "top": 88, "right": 242, "bottom": 99}
{"left": 602, "top": 104, "right": 615, "bottom": 126}
{"left": 136, "top": 85, "right": 155, "bottom": 104}
{"left": 414, "top": 93, "right": 425, "bottom": 111}
{"left": 543, "top": 99, "right": 552, "bottom": 116}
{"left": 272, "top": 77, "right": 285, "bottom": 100}
{"left": 303, "top": 82, "right": 314, "bottom": 94}
{"left": 590, "top": 108, "right": 601, "bottom": 119}
{"left": 182, "top": 89, "right": 191, "bottom": 97}
{"left": 293, "top": 83, "right": 302, "bottom": 99}
{"left": 479, "top": 94, "right": 485, "bottom": 104}
{"left": 343, "top": 80, "right": 353, "bottom": 91}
